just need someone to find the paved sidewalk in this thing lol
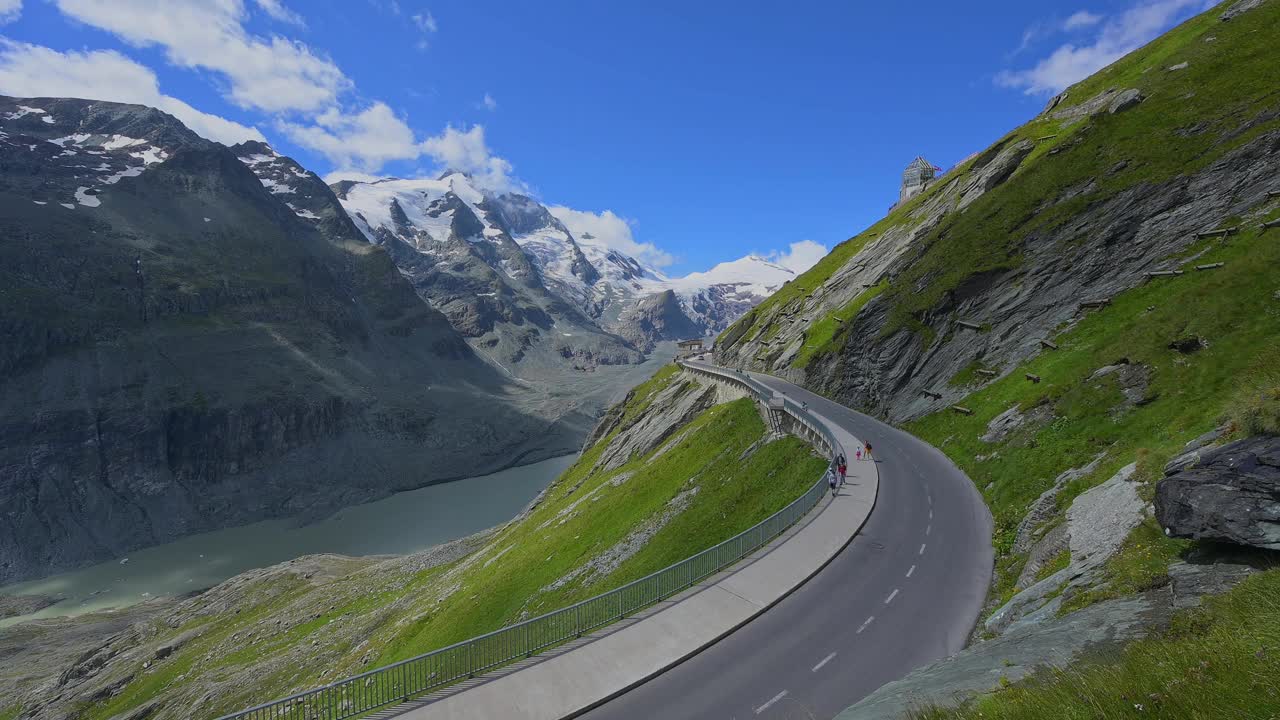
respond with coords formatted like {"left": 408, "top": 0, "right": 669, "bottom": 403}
{"left": 393, "top": 407, "right": 878, "bottom": 720}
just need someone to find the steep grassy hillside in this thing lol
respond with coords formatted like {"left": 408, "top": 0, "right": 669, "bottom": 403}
{"left": 910, "top": 569, "right": 1280, "bottom": 719}
{"left": 720, "top": 0, "right": 1278, "bottom": 607}
{"left": 720, "top": 0, "right": 1278, "bottom": 421}
{"left": 906, "top": 214, "right": 1279, "bottom": 588}
{"left": 1, "top": 364, "right": 826, "bottom": 720}
{"left": 718, "top": 1, "right": 1279, "bottom": 714}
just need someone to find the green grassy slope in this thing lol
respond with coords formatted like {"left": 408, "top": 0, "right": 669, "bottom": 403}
{"left": 906, "top": 216, "right": 1279, "bottom": 564}
{"left": 67, "top": 365, "right": 826, "bottom": 719}
{"left": 910, "top": 569, "right": 1280, "bottom": 720}
{"left": 896, "top": 0, "right": 1280, "bottom": 618}
{"left": 728, "top": 0, "right": 1280, "bottom": 607}
{"left": 724, "top": 3, "right": 1280, "bottom": 713}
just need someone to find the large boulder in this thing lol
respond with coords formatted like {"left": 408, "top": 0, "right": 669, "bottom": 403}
{"left": 1155, "top": 435, "right": 1280, "bottom": 550}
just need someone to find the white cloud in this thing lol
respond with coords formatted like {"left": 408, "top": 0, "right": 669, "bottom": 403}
{"left": 254, "top": 0, "right": 304, "bottom": 26}
{"left": 997, "top": 0, "right": 1214, "bottom": 94}
{"left": 478, "top": 93, "right": 498, "bottom": 111}
{"left": 1062, "top": 10, "right": 1103, "bottom": 30}
{"left": 420, "top": 125, "right": 516, "bottom": 191}
{"left": 0, "top": 0, "right": 21, "bottom": 24}
{"left": 412, "top": 11, "right": 436, "bottom": 32}
{"left": 410, "top": 10, "right": 436, "bottom": 51}
{"left": 55, "top": 0, "right": 349, "bottom": 114}
{"left": 0, "top": 40, "right": 265, "bottom": 145}
{"left": 549, "top": 206, "right": 675, "bottom": 269}
{"left": 322, "top": 169, "right": 385, "bottom": 184}
{"left": 39, "top": 0, "right": 524, "bottom": 187}
{"left": 286, "top": 115, "right": 517, "bottom": 190}
{"left": 280, "top": 101, "right": 419, "bottom": 170}
{"left": 764, "top": 240, "right": 827, "bottom": 274}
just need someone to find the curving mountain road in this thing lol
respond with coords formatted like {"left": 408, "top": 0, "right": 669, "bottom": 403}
{"left": 576, "top": 362, "right": 993, "bottom": 720}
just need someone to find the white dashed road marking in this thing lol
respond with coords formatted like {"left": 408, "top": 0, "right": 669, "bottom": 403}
{"left": 885, "top": 588, "right": 899, "bottom": 604}
{"left": 755, "top": 691, "right": 788, "bottom": 715}
{"left": 919, "top": 543, "right": 927, "bottom": 555}
{"left": 929, "top": 509, "right": 934, "bottom": 520}
{"left": 857, "top": 616, "right": 874, "bottom": 634}
{"left": 906, "top": 564, "right": 916, "bottom": 578}
{"left": 926, "top": 524, "right": 932, "bottom": 535}
{"left": 812, "top": 652, "right": 837, "bottom": 672}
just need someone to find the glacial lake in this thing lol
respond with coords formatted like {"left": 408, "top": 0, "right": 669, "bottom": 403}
{"left": 0, "top": 453, "right": 578, "bottom": 628}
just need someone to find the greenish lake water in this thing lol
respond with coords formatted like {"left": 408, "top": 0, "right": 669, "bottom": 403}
{"left": 0, "top": 453, "right": 578, "bottom": 628}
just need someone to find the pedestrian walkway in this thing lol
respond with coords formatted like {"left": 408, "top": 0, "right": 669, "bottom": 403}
{"left": 391, "top": 406, "right": 878, "bottom": 720}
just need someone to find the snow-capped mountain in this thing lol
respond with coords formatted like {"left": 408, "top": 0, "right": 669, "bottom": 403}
{"left": 325, "top": 170, "right": 796, "bottom": 356}
{"left": 0, "top": 98, "right": 201, "bottom": 212}
{"left": 659, "top": 255, "right": 797, "bottom": 338}
{"left": 322, "top": 172, "right": 642, "bottom": 375}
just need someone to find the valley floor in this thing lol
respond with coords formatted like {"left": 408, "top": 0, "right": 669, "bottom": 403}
{"left": 0, "top": 363, "right": 826, "bottom": 720}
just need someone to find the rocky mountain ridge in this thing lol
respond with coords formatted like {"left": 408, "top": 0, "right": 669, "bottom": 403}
{"left": 0, "top": 96, "right": 572, "bottom": 585}
{"left": 324, "top": 171, "right": 798, "bottom": 362}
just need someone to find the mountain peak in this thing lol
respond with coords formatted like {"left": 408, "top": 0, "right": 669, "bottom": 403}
{"left": 230, "top": 139, "right": 276, "bottom": 158}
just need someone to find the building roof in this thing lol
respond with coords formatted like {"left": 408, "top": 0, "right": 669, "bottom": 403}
{"left": 905, "top": 156, "right": 934, "bottom": 171}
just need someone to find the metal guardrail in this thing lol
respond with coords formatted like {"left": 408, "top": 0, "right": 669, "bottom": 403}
{"left": 216, "top": 360, "right": 840, "bottom": 720}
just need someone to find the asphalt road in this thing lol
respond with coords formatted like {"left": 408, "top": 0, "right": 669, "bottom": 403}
{"left": 577, "top": 365, "right": 993, "bottom": 720}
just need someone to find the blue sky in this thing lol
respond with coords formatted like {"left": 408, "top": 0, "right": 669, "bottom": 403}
{"left": 0, "top": 0, "right": 1215, "bottom": 275}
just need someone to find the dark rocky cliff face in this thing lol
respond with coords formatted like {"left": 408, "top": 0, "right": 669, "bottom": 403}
{"left": 0, "top": 97, "right": 568, "bottom": 584}
{"left": 614, "top": 289, "right": 702, "bottom": 352}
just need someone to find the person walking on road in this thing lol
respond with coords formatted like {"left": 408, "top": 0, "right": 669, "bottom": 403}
{"left": 864, "top": 441, "right": 873, "bottom": 461}
{"left": 836, "top": 453, "right": 847, "bottom": 486}
{"left": 826, "top": 465, "right": 838, "bottom": 497}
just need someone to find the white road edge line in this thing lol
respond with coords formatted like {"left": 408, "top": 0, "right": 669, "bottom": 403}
{"left": 885, "top": 588, "right": 899, "bottom": 604}
{"left": 906, "top": 564, "right": 916, "bottom": 578}
{"left": 919, "top": 543, "right": 927, "bottom": 555}
{"left": 812, "top": 652, "right": 837, "bottom": 672}
{"left": 857, "top": 616, "right": 875, "bottom": 634}
{"left": 755, "top": 690, "right": 788, "bottom": 715}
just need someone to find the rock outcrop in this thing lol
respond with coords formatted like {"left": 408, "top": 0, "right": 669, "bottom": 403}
{"left": 985, "top": 462, "right": 1146, "bottom": 636}
{"left": 1155, "top": 435, "right": 1280, "bottom": 550}
{"left": 614, "top": 290, "right": 702, "bottom": 352}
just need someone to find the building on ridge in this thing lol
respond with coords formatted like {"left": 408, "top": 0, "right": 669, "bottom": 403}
{"left": 895, "top": 156, "right": 940, "bottom": 207}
